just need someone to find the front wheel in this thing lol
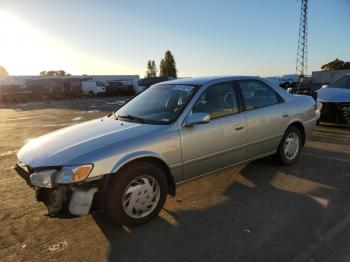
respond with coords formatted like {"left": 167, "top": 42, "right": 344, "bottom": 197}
{"left": 277, "top": 126, "right": 302, "bottom": 165}
{"left": 105, "top": 162, "right": 168, "bottom": 226}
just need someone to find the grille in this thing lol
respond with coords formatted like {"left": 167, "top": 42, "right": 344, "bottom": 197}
{"left": 320, "top": 102, "right": 350, "bottom": 124}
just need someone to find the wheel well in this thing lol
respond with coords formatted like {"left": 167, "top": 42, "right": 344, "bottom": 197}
{"left": 288, "top": 122, "right": 305, "bottom": 145}
{"left": 119, "top": 157, "right": 176, "bottom": 196}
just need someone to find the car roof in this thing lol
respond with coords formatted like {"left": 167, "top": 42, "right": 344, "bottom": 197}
{"left": 156, "top": 76, "right": 261, "bottom": 86}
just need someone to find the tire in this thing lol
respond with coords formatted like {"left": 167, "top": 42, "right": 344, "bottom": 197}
{"left": 276, "top": 126, "right": 302, "bottom": 166}
{"left": 105, "top": 161, "right": 168, "bottom": 226}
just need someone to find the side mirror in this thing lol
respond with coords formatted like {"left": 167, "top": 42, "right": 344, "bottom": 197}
{"left": 184, "top": 113, "right": 210, "bottom": 126}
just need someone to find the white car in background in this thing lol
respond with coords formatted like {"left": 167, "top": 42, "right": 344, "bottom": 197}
{"left": 81, "top": 80, "right": 106, "bottom": 96}
{"left": 266, "top": 75, "right": 300, "bottom": 89}
{"left": 280, "top": 74, "right": 300, "bottom": 88}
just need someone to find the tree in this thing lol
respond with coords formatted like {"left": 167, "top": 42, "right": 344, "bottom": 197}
{"left": 151, "top": 60, "right": 157, "bottom": 76}
{"left": 145, "top": 60, "right": 157, "bottom": 77}
{"left": 321, "top": 58, "right": 350, "bottom": 71}
{"left": 40, "top": 70, "right": 70, "bottom": 76}
{"left": 0, "top": 65, "right": 9, "bottom": 77}
{"left": 57, "top": 70, "right": 66, "bottom": 76}
{"left": 159, "top": 59, "right": 165, "bottom": 76}
{"left": 159, "top": 50, "right": 177, "bottom": 78}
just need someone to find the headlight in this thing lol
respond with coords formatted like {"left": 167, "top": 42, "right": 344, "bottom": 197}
{"left": 56, "top": 164, "right": 93, "bottom": 184}
{"left": 30, "top": 169, "right": 57, "bottom": 188}
{"left": 316, "top": 101, "right": 323, "bottom": 119}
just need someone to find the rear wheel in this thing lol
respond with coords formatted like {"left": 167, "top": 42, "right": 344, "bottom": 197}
{"left": 105, "top": 161, "right": 168, "bottom": 226}
{"left": 277, "top": 126, "right": 302, "bottom": 165}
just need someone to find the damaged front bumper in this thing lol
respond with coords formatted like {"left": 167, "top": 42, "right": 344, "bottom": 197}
{"left": 15, "top": 162, "right": 100, "bottom": 216}
{"left": 319, "top": 102, "right": 350, "bottom": 125}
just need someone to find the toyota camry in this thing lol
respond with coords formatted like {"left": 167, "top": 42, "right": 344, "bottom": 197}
{"left": 15, "top": 76, "right": 317, "bottom": 226}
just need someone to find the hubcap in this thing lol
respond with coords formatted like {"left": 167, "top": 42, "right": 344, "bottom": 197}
{"left": 284, "top": 132, "right": 300, "bottom": 160}
{"left": 122, "top": 175, "right": 160, "bottom": 219}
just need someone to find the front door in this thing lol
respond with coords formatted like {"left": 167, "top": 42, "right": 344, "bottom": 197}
{"left": 179, "top": 81, "right": 248, "bottom": 180}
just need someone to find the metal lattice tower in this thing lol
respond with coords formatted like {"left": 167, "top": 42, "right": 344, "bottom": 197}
{"left": 296, "top": 0, "right": 308, "bottom": 76}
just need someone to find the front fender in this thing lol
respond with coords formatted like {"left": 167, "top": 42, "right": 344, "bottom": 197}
{"left": 110, "top": 150, "right": 166, "bottom": 174}
{"left": 65, "top": 124, "right": 182, "bottom": 181}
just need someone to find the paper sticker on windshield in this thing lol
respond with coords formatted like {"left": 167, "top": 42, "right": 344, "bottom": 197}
{"left": 173, "top": 85, "right": 194, "bottom": 92}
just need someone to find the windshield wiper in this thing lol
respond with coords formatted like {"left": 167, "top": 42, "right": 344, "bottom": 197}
{"left": 117, "top": 114, "right": 145, "bottom": 123}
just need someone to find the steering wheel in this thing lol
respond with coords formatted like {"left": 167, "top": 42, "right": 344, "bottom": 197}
{"left": 173, "top": 105, "right": 182, "bottom": 114}
{"left": 224, "top": 92, "right": 234, "bottom": 106}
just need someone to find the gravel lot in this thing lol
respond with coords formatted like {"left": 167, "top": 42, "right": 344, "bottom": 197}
{"left": 1, "top": 97, "right": 350, "bottom": 262}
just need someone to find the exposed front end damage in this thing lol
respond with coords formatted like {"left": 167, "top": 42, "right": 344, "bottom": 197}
{"left": 320, "top": 102, "right": 350, "bottom": 125}
{"left": 35, "top": 185, "right": 99, "bottom": 216}
{"left": 15, "top": 162, "right": 101, "bottom": 216}
{"left": 36, "top": 186, "right": 70, "bottom": 214}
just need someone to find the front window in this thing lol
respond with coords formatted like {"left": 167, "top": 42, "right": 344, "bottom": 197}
{"left": 192, "top": 82, "right": 239, "bottom": 119}
{"left": 115, "top": 84, "right": 198, "bottom": 124}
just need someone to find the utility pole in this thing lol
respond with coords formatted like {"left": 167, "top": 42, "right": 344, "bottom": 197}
{"left": 296, "top": 0, "right": 308, "bottom": 77}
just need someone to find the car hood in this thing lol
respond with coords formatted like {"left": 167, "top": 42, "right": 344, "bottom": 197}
{"left": 316, "top": 87, "right": 350, "bottom": 103}
{"left": 17, "top": 116, "right": 163, "bottom": 167}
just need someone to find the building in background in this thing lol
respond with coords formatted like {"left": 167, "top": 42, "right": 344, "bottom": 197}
{"left": 0, "top": 75, "right": 142, "bottom": 102}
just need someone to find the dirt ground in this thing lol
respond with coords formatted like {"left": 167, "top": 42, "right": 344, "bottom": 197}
{"left": 1, "top": 97, "right": 350, "bottom": 262}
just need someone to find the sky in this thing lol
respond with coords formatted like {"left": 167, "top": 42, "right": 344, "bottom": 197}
{"left": 0, "top": 0, "right": 349, "bottom": 77}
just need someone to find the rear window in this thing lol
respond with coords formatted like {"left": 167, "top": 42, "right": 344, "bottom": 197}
{"left": 238, "top": 80, "right": 280, "bottom": 110}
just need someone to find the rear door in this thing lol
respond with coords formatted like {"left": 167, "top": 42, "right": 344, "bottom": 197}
{"left": 237, "top": 80, "right": 287, "bottom": 159}
{"left": 180, "top": 81, "right": 247, "bottom": 180}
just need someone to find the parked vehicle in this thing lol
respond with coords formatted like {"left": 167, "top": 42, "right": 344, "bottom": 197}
{"left": 25, "top": 79, "right": 59, "bottom": 99}
{"left": 105, "top": 80, "right": 136, "bottom": 96}
{"left": 0, "top": 84, "right": 30, "bottom": 102}
{"left": 64, "top": 78, "right": 83, "bottom": 98}
{"left": 279, "top": 74, "right": 300, "bottom": 88}
{"left": 138, "top": 77, "right": 172, "bottom": 89}
{"left": 265, "top": 74, "right": 300, "bottom": 89}
{"left": 15, "top": 76, "right": 317, "bottom": 226}
{"left": 316, "top": 74, "right": 350, "bottom": 125}
{"left": 81, "top": 80, "right": 106, "bottom": 96}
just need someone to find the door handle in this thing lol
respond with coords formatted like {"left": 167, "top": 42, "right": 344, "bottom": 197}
{"left": 282, "top": 112, "right": 289, "bottom": 118}
{"left": 235, "top": 125, "right": 244, "bottom": 131}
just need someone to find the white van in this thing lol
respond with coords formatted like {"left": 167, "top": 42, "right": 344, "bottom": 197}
{"left": 81, "top": 80, "right": 106, "bottom": 96}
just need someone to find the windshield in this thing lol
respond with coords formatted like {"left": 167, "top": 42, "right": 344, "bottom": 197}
{"left": 115, "top": 84, "right": 198, "bottom": 124}
{"left": 329, "top": 76, "right": 350, "bottom": 89}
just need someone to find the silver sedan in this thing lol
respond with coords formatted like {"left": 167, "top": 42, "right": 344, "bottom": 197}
{"left": 15, "top": 76, "right": 317, "bottom": 226}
